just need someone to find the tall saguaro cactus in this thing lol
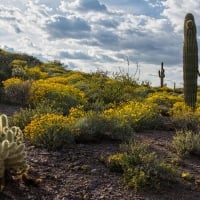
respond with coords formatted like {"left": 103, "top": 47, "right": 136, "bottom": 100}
{"left": 183, "top": 13, "right": 199, "bottom": 110}
{"left": 158, "top": 62, "right": 165, "bottom": 87}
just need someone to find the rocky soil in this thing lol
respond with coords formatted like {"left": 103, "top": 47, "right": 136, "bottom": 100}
{"left": 0, "top": 103, "right": 200, "bottom": 200}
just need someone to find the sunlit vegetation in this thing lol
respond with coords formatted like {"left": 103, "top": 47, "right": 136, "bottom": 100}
{"left": 1, "top": 49, "right": 200, "bottom": 192}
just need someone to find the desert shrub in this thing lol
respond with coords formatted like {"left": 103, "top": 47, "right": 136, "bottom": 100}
{"left": 75, "top": 114, "right": 134, "bottom": 142}
{"left": 107, "top": 142, "right": 177, "bottom": 192}
{"left": 65, "top": 73, "right": 86, "bottom": 84}
{"left": 67, "top": 106, "right": 134, "bottom": 142}
{"left": 11, "top": 103, "right": 62, "bottom": 130}
{"left": 2, "top": 77, "right": 31, "bottom": 106}
{"left": 74, "top": 113, "right": 109, "bottom": 142}
{"left": 29, "top": 80, "right": 86, "bottom": 114}
{"left": 173, "top": 130, "right": 200, "bottom": 157}
{"left": 25, "top": 66, "right": 48, "bottom": 80}
{"left": 170, "top": 102, "right": 200, "bottom": 132}
{"left": 103, "top": 101, "right": 161, "bottom": 131}
{"left": 24, "top": 113, "right": 74, "bottom": 149}
{"left": 45, "top": 74, "right": 85, "bottom": 85}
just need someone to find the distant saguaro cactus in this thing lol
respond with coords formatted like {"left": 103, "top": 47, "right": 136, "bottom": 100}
{"left": 183, "top": 13, "right": 199, "bottom": 110}
{"left": 158, "top": 62, "right": 165, "bottom": 87}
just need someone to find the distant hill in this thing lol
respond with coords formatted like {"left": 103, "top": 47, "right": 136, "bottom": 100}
{"left": 0, "top": 49, "right": 71, "bottom": 85}
{"left": 0, "top": 49, "right": 41, "bottom": 67}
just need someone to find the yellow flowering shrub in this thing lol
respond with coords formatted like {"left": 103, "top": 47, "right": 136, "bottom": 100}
{"left": 170, "top": 102, "right": 200, "bottom": 132}
{"left": 145, "top": 92, "right": 183, "bottom": 116}
{"left": 25, "top": 66, "right": 48, "bottom": 80}
{"left": 64, "top": 73, "right": 86, "bottom": 84}
{"left": 170, "top": 102, "right": 193, "bottom": 116}
{"left": 45, "top": 76, "right": 70, "bottom": 85}
{"left": 146, "top": 92, "right": 183, "bottom": 108}
{"left": 24, "top": 113, "right": 74, "bottom": 149}
{"left": 29, "top": 79, "right": 87, "bottom": 113}
{"left": 45, "top": 73, "right": 85, "bottom": 85}
{"left": 103, "top": 101, "right": 160, "bottom": 131}
{"left": 3, "top": 77, "right": 23, "bottom": 87}
{"left": 67, "top": 105, "right": 86, "bottom": 127}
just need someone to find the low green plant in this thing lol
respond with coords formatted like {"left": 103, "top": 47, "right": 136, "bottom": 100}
{"left": 107, "top": 153, "right": 124, "bottom": 173}
{"left": 107, "top": 142, "right": 177, "bottom": 192}
{"left": 74, "top": 112, "right": 134, "bottom": 142}
{"left": 11, "top": 103, "right": 62, "bottom": 130}
{"left": 24, "top": 113, "right": 74, "bottom": 150}
{"left": 74, "top": 113, "right": 111, "bottom": 142}
{"left": 173, "top": 130, "right": 200, "bottom": 157}
{"left": 0, "top": 114, "right": 27, "bottom": 191}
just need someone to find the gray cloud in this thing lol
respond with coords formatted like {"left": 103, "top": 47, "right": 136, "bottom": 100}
{"left": 59, "top": 50, "right": 91, "bottom": 60}
{"left": 77, "top": 0, "right": 107, "bottom": 12}
{"left": 46, "top": 15, "right": 91, "bottom": 39}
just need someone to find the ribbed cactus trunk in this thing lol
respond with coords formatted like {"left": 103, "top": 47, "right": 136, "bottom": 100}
{"left": 183, "top": 13, "right": 199, "bottom": 110}
{"left": 158, "top": 62, "right": 165, "bottom": 88}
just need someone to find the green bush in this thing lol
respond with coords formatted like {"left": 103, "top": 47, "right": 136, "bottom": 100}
{"left": 74, "top": 113, "right": 111, "bottom": 142}
{"left": 11, "top": 103, "right": 62, "bottom": 130}
{"left": 107, "top": 142, "right": 177, "bottom": 192}
{"left": 173, "top": 130, "right": 200, "bottom": 157}
{"left": 74, "top": 112, "right": 134, "bottom": 142}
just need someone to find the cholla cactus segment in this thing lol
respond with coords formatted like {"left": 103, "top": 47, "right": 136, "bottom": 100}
{"left": 0, "top": 114, "right": 8, "bottom": 134}
{"left": 0, "top": 114, "right": 27, "bottom": 190}
{"left": 183, "top": 13, "right": 199, "bottom": 110}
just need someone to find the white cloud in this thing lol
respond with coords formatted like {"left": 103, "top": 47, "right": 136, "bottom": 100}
{"left": 0, "top": 0, "right": 199, "bottom": 87}
{"left": 162, "top": 0, "right": 200, "bottom": 32}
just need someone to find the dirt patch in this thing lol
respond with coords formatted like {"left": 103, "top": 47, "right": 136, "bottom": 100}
{"left": 0, "top": 104, "right": 200, "bottom": 200}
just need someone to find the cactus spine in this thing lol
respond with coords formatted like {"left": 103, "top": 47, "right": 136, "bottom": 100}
{"left": 158, "top": 62, "right": 165, "bottom": 87}
{"left": 0, "top": 114, "right": 27, "bottom": 191}
{"left": 183, "top": 13, "right": 199, "bottom": 110}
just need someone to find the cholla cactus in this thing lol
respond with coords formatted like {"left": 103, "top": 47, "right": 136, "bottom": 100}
{"left": 0, "top": 114, "right": 27, "bottom": 191}
{"left": 183, "top": 13, "right": 199, "bottom": 110}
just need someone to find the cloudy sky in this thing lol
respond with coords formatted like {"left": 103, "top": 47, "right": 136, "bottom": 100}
{"left": 0, "top": 0, "right": 200, "bottom": 87}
